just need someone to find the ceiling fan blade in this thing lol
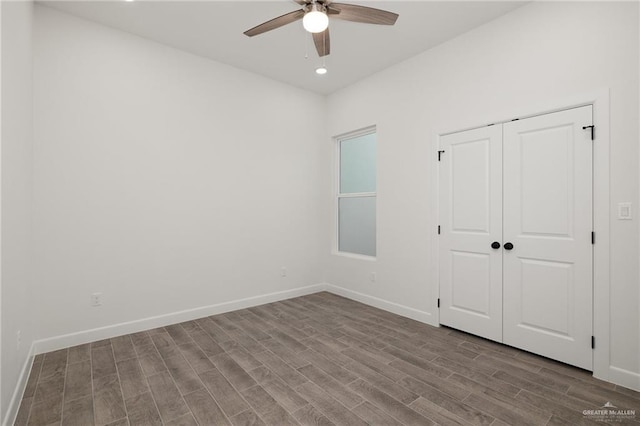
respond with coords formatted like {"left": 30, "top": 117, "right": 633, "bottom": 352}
{"left": 244, "top": 9, "right": 305, "bottom": 37}
{"left": 313, "top": 29, "right": 330, "bottom": 57}
{"left": 328, "top": 3, "right": 398, "bottom": 25}
{"left": 293, "top": 0, "right": 307, "bottom": 4}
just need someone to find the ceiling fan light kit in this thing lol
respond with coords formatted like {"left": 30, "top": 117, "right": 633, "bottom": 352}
{"left": 303, "top": 4, "right": 329, "bottom": 33}
{"left": 243, "top": 0, "right": 399, "bottom": 60}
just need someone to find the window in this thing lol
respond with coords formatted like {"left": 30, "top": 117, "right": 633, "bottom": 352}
{"left": 336, "top": 129, "right": 376, "bottom": 257}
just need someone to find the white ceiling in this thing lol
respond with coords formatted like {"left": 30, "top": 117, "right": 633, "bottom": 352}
{"left": 40, "top": 0, "right": 526, "bottom": 95}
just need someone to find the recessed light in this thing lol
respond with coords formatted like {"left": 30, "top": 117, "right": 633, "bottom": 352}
{"left": 315, "top": 67, "right": 327, "bottom": 75}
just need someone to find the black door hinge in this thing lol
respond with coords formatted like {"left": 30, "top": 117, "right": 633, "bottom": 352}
{"left": 592, "top": 232, "right": 595, "bottom": 244}
{"left": 591, "top": 336, "right": 595, "bottom": 349}
{"left": 438, "top": 150, "right": 445, "bottom": 161}
{"left": 437, "top": 298, "right": 440, "bottom": 308}
{"left": 438, "top": 225, "right": 441, "bottom": 235}
{"left": 583, "top": 125, "right": 595, "bottom": 140}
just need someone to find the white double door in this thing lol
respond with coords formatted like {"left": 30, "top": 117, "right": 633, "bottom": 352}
{"left": 438, "top": 106, "right": 593, "bottom": 370}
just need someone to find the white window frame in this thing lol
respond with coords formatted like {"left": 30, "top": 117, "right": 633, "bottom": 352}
{"left": 333, "top": 126, "right": 377, "bottom": 260}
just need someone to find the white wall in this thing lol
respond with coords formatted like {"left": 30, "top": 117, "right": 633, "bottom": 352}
{"left": 4, "top": 2, "right": 636, "bottom": 413}
{"left": 326, "top": 1, "right": 639, "bottom": 389}
{"left": 32, "top": 6, "right": 326, "bottom": 343}
{"left": 1, "top": 0, "right": 35, "bottom": 421}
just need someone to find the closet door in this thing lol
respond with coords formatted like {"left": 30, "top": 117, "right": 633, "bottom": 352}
{"left": 502, "top": 106, "right": 593, "bottom": 370}
{"left": 439, "top": 125, "right": 503, "bottom": 342}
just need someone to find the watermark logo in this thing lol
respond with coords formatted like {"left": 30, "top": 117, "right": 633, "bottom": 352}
{"left": 583, "top": 401, "right": 636, "bottom": 423}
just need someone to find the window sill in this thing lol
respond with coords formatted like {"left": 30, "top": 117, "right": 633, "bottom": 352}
{"left": 333, "top": 251, "right": 377, "bottom": 262}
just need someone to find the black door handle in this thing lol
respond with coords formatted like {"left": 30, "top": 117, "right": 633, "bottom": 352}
{"left": 504, "top": 242, "right": 514, "bottom": 250}
{"left": 491, "top": 241, "right": 501, "bottom": 249}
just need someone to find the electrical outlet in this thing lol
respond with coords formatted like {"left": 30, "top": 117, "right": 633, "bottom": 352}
{"left": 91, "top": 292, "right": 103, "bottom": 307}
{"left": 281, "top": 267, "right": 287, "bottom": 277}
{"left": 370, "top": 272, "right": 377, "bottom": 283}
{"left": 618, "top": 202, "right": 632, "bottom": 220}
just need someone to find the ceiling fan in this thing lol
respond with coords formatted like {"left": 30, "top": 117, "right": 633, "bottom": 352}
{"left": 243, "top": 0, "right": 399, "bottom": 57}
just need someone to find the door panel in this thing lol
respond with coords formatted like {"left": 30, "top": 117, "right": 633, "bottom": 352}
{"left": 519, "top": 258, "right": 573, "bottom": 336}
{"left": 451, "top": 251, "right": 492, "bottom": 316}
{"left": 519, "top": 126, "right": 573, "bottom": 237}
{"left": 451, "top": 138, "right": 492, "bottom": 233}
{"left": 439, "top": 126, "right": 503, "bottom": 342}
{"left": 502, "top": 106, "right": 593, "bottom": 370}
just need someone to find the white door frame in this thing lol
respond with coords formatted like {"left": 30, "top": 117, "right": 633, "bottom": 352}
{"left": 435, "top": 89, "right": 611, "bottom": 383}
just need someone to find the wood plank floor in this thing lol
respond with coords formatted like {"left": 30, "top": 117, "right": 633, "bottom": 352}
{"left": 15, "top": 292, "right": 640, "bottom": 425}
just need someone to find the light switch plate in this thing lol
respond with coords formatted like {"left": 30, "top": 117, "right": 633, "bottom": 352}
{"left": 618, "top": 202, "right": 632, "bottom": 220}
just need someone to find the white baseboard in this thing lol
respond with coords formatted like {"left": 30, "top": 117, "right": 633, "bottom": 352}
{"left": 3, "top": 343, "right": 36, "bottom": 426}
{"left": 607, "top": 366, "right": 640, "bottom": 392}
{"left": 30, "top": 282, "right": 438, "bottom": 354}
{"left": 33, "top": 283, "right": 326, "bottom": 355}
{"left": 324, "top": 283, "right": 437, "bottom": 327}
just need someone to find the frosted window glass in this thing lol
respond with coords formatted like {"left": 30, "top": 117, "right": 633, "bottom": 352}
{"left": 339, "top": 196, "right": 376, "bottom": 256}
{"left": 340, "top": 133, "right": 376, "bottom": 194}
